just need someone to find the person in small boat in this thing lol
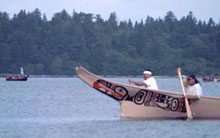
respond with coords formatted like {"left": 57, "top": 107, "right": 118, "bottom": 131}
{"left": 128, "top": 69, "right": 158, "bottom": 90}
{"left": 185, "top": 74, "right": 203, "bottom": 100}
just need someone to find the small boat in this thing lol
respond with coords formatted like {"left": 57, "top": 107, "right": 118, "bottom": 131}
{"left": 6, "top": 67, "right": 29, "bottom": 81}
{"left": 202, "top": 77, "right": 220, "bottom": 82}
{"left": 75, "top": 66, "right": 220, "bottom": 120}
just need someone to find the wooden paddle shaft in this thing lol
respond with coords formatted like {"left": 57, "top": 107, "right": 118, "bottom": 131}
{"left": 177, "top": 68, "right": 193, "bottom": 119}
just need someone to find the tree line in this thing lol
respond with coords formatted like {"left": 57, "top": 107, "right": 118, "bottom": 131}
{"left": 0, "top": 9, "right": 220, "bottom": 76}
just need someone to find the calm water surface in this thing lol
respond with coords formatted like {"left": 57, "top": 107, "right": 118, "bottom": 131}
{"left": 0, "top": 77, "right": 220, "bottom": 138}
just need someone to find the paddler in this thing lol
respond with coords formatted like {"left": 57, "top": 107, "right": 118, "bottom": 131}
{"left": 128, "top": 69, "right": 158, "bottom": 90}
{"left": 184, "top": 74, "right": 203, "bottom": 100}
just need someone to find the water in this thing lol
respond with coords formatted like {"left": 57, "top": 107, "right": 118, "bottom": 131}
{"left": 1, "top": 77, "right": 220, "bottom": 138}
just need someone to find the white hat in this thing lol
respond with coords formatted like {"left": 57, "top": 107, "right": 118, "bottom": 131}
{"left": 143, "top": 71, "right": 152, "bottom": 75}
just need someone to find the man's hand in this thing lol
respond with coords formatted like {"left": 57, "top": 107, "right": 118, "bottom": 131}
{"left": 128, "top": 79, "right": 133, "bottom": 84}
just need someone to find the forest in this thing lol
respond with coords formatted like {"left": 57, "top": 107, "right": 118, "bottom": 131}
{"left": 0, "top": 9, "right": 220, "bottom": 76}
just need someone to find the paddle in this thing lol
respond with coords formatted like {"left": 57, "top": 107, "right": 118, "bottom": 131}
{"left": 177, "top": 68, "right": 193, "bottom": 119}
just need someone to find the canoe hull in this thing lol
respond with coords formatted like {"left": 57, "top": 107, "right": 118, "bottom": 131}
{"left": 6, "top": 76, "right": 28, "bottom": 81}
{"left": 75, "top": 66, "right": 220, "bottom": 119}
{"left": 121, "top": 101, "right": 185, "bottom": 119}
{"left": 121, "top": 98, "right": 220, "bottom": 119}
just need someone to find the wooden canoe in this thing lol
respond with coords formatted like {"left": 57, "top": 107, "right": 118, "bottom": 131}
{"left": 6, "top": 75, "right": 28, "bottom": 81}
{"left": 75, "top": 66, "right": 220, "bottom": 119}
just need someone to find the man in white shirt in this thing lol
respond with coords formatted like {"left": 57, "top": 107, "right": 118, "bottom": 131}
{"left": 128, "top": 69, "right": 158, "bottom": 90}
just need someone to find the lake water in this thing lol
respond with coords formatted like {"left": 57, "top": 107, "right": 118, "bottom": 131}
{"left": 1, "top": 77, "right": 220, "bottom": 138}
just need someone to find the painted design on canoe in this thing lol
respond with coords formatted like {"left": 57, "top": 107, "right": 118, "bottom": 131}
{"left": 93, "top": 79, "right": 128, "bottom": 101}
{"left": 133, "top": 90, "right": 187, "bottom": 112}
{"left": 93, "top": 79, "right": 188, "bottom": 113}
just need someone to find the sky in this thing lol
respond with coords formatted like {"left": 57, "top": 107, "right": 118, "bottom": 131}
{"left": 0, "top": 0, "right": 220, "bottom": 23}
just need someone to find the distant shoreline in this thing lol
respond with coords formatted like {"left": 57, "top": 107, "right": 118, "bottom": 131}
{"left": 1, "top": 74, "right": 216, "bottom": 78}
{"left": 0, "top": 74, "right": 200, "bottom": 78}
{"left": 0, "top": 74, "right": 74, "bottom": 78}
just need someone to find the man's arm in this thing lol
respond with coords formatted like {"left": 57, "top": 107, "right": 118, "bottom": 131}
{"left": 128, "top": 79, "right": 146, "bottom": 87}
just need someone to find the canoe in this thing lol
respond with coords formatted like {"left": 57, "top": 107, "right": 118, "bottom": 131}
{"left": 6, "top": 75, "right": 28, "bottom": 81}
{"left": 6, "top": 67, "right": 29, "bottom": 81}
{"left": 202, "top": 77, "right": 220, "bottom": 82}
{"left": 75, "top": 66, "right": 220, "bottom": 119}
